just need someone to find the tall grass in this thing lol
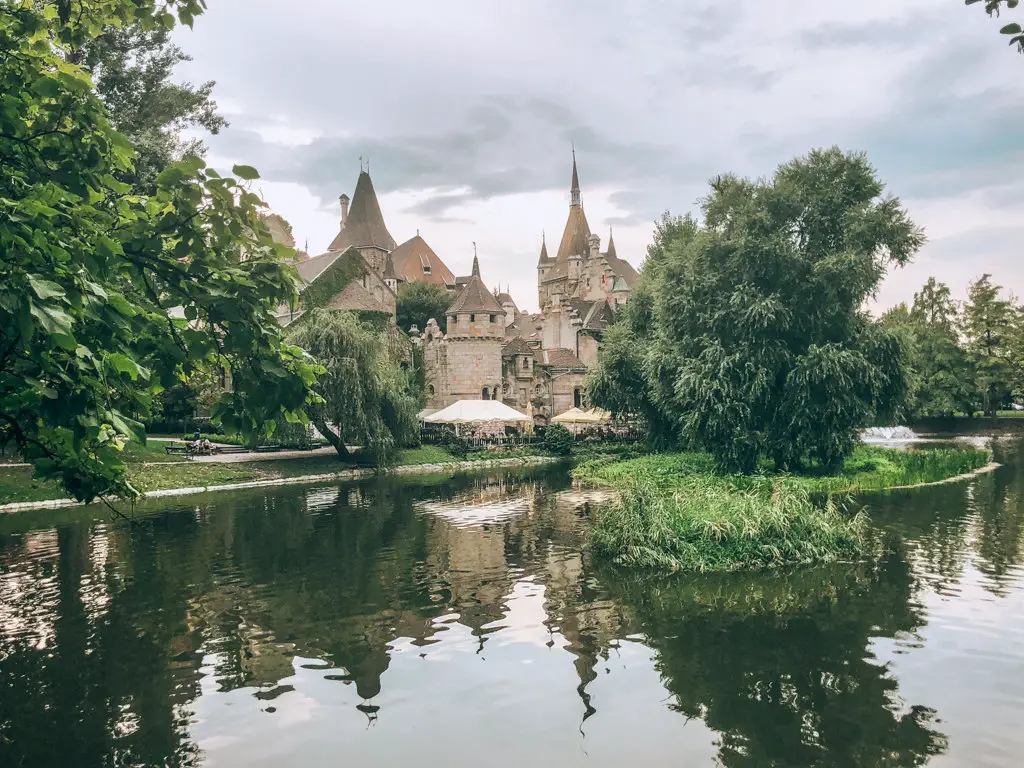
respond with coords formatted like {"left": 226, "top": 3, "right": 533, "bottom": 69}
{"left": 577, "top": 444, "right": 991, "bottom": 572}
{"left": 590, "top": 475, "right": 866, "bottom": 572}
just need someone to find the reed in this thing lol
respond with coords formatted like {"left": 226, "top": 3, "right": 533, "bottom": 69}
{"left": 577, "top": 444, "right": 991, "bottom": 572}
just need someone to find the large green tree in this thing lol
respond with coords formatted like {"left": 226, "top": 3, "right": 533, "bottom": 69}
{"left": 287, "top": 310, "right": 419, "bottom": 462}
{"left": 590, "top": 148, "right": 923, "bottom": 473}
{"left": 961, "top": 274, "right": 1018, "bottom": 416}
{"left": 78, "top": 22, "right": 224, "bottom": 192}
{"left": 396, "top": 282, "right": 451, "bottom": 334}
{"left": 882, "top": 278, "right": 976, "bottom": 418}
{"left": 1, "top": 0, "right": 317, "bottom": 502}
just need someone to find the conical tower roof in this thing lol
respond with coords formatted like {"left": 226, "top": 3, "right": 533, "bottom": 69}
{"left": 327, "top": 170, "right": 396, "bottom": 252}
{"left": 555, "top": 206, "right": 591, "bottom": 263}
{"left": 605, "top": 228, "right": 617, "bottom": 260}
{"left": 537, "top": 231, "right": 552, "bottom": 265}
{"left": 554, "top": 150, "right": 590, "bottom": 265}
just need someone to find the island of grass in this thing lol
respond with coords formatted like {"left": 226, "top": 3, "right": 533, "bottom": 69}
{"left": 574, "top": 444, "right": 993, "bottom": 573}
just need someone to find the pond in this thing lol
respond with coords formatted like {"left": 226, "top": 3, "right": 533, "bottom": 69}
{"left": 1, "top": 438, "right": 1023, "bottom": 767}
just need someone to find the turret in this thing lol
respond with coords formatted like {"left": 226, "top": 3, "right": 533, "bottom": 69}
{"left": 588, "top": 233, "right": 600, "bottom": 261}
{"left": 383, "top": 253, "right": 398, "bottom": 294}
{"left": 339, "top": 193, "right": 349, "bottom": 229}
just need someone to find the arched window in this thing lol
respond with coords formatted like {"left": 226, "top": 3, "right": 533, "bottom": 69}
{"left": 482, "top": 387, "right": 490, "bottom": 400}
{"left": 573, "top": 388, "right": 583, "bottom": 408}
{"left": 428, "top": 384, "right": 435, "bottom": 396}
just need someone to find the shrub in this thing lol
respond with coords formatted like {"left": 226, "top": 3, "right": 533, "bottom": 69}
{"left": 544, "top": 424, "right": 574, "bottom": 456}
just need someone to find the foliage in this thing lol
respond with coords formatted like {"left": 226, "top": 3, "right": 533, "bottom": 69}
{"left": 542, "top": 423, "right": 574, "bottom": 456}
{"left": 147, "top": 365, "right": 223, "bottom": 431}
{"left": 590, "top": 148, "right": 922, "bottom": 473}
{"left": 589, "top": 475, "right": 867, "bottom": 573}
{"left": 961, "top": 274, "right": 1019, "bottom": 416}
{"left": 299, "top": 249, "right": 368, "bottom": 311}
{"left": 0, "top": 0, "right": 318, "bottom": 503}
{"left": 587, "top": 213, "right": 693, "bottom": 450}
{"left": 79, "top": 21, "right": 224, "bottom": 192}
{"left": 576, "top": 442, "right": 990, "bottom": 572}
{"left": 397, "top": 282, "right": 451, "bottom": 334}
{"left": 880, "top": 279, "right": 977, "bottom": 418}
{"left": 576, "top": 444, "right": 992, "bottom": 499}
{"left": 789, "top": 445, "right": 992, "bottom": 494}
{"left": 967, "top": 0, "right": 1024, "bottom": 52}
{"left": 286, "top": 310, "right": 419, "bottom": 462}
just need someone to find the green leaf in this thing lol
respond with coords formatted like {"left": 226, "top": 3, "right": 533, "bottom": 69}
{"left": 1000, "top": 23, "right": 1022, "bottom": 34}
{"left": 106, "top": 353, "right": 142, "bottom": 381}
{"left": 27, "top": 274, "right": 65, "bottom": 301}
{"left": 30, "top": 303, "right": 73, "bottom": 335}
{"left": 232, "top": 164, "right": 260, "bottom": 181}
{"left": 108, "top": 293, "right": 137, "bottom": 317}
{"left": 52, "top": 333, "right": 77, "bottom": 351}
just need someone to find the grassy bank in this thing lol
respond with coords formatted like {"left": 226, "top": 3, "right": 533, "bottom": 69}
{"left": 1, "top": 443, "right": 573, "bottom": 506}
{"left": 574, "top": 445, "right": 991, "bottom": 573}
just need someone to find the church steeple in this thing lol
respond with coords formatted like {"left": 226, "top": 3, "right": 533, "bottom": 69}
{"left": 471, "top": 242, "right": 480, "bottom": 277}
{"left": 570, "top": 147, "right": 581, "bottom": 208}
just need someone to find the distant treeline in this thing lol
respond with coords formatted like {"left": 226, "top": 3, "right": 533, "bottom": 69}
{"left": 881, "top": 275, "right": 1023, "bottom": 418}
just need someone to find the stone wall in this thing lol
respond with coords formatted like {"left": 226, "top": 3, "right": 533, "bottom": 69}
{"left": 550, "top": 371, "right": 587, "bottom": 414}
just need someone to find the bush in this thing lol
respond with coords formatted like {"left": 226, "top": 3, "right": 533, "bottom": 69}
{"left": 544, "top": 424, "right": 574, "bottom": 456}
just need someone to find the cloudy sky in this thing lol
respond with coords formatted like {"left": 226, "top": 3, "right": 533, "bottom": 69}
{"left": 174, "top": 0, "right": 1023, "bottom": 314}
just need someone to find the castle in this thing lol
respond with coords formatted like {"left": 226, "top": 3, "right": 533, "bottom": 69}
{"left": 274, "top": 153, "right": 637, "bottom": 424}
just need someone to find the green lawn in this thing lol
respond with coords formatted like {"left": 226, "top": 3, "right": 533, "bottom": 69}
{"left": 1, "top": 444, "right": 557, "bottom": 506}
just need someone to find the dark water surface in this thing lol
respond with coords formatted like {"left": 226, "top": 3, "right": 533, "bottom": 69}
{"left": 2, "top": 441, "right": 1024, "bottom": 767}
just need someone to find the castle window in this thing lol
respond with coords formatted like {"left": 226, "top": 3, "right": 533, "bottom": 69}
{"left": 470, "top": 314, "right": 476, "bottom": 322}
{"left": 428, "top": 384, "right": 435, "bottom": 396}
{"left": 423, "top": 265, "right": 431, "bottom": 273}
{"left": 523, "top": 357, "right": 530, "bottom": 370}
{"left": 573, "top": 388, "right": 583, "bottom": 408}
{"left": 489, "top": 314, "right": 496, "bottom": 323}
{"left": 482, "top": 387, "right": 490, "bottom": 400}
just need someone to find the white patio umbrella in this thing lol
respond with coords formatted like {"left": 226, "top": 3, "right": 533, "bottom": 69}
{"left": 551, "top": 407, "right": 590, "bottom": 424}
{"left": 423, "top": 399, "right": 530, "bottom": 424}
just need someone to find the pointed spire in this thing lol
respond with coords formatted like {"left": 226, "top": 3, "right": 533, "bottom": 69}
{"left": 471, "top": 242, "right": 480, "bottom": 277}
{"left": 538, "top": 231, "right": 550, "bottom": 264}
{"left": 327, "top": 166, "right": 396, "bottom": 252}
{"left": 383, "top": 252, "right": 397, "bottom": 280}
{"left": 606, "top": 227, "right": 617, "bottom": 260}
{"left": 570, "top": 146, "right": 581, "bottom": 208}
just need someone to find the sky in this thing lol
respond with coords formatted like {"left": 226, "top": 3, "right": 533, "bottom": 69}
{"left": 174, "top": 0, "right": 1024, "bottom": 315}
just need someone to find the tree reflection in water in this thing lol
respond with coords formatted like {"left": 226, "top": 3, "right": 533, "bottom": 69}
{"left": 6, "top": 441, "right": 1024, "bottom": 767}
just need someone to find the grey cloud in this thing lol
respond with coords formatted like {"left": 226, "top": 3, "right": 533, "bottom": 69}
{"left": 799, "top": 16, "right": 938, "bottom": 51}
{"left": 209, "top": 95, "right": 710, "bottom": 221}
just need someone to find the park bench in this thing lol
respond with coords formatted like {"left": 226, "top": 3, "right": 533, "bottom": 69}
{"left": 164, "top": 442, "right": 195, "bottom": 460}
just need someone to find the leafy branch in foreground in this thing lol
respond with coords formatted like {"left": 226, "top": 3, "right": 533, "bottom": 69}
{"left": 1, "top": 1, "right": 318, "bottom": 502}
{"left": 967, "top": 0, "right": 1024, "bottom": 51}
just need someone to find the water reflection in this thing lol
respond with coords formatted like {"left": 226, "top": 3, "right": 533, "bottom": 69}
{"left": 2, "top": 445, "right": 1024, "bottom": 767}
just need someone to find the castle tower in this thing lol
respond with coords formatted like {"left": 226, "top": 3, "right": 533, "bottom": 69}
{"left": 431, "top": 247, "right": 506, "bottom": 404}
{"left": 327, "top": 168, "right": 396, "bottom": 274}
{"left": 383, "top": 253, "right": 398, "bottom": 294}
{"left": 537, "top": 232, "right": 552, "bottom": 307}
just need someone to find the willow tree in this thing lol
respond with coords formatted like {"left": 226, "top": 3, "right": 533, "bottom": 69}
{"left": 591, "top": 148, "right": 923, "bottom": 473}
{"left": 287, "top": 310, "right": 419, "bottom": 462}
